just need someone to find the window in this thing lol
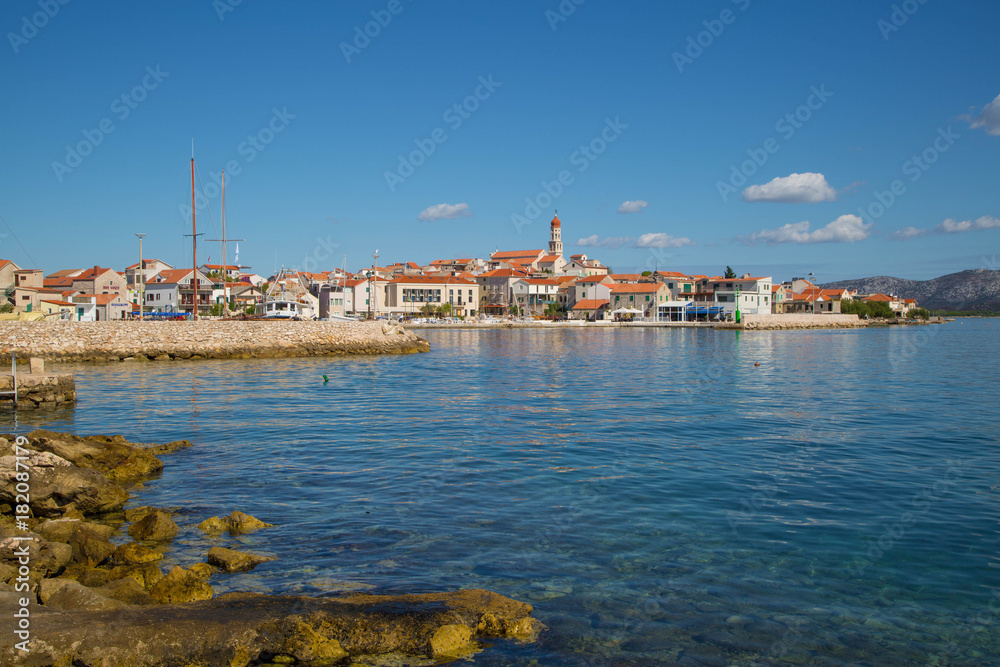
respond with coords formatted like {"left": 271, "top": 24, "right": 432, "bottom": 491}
{"left": 645, "top": 295, "right": 650, "bottom": 301}
{"left": 668, "top": 282, "right": 674, "bottom": 289}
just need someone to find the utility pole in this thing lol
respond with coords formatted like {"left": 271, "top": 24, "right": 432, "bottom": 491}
{"left": 135, "top": 233, "right": 146, "bottom": 320}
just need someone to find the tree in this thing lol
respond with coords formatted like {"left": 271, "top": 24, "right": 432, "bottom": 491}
{"left": 0, "top": 303, "right": 12, "bottom": 313}
{"left": 641, "top": 270, "right": 652, "bottom": 277}
{"left": 906, "top": 307, "right": 930, "bottom": 320}
{"left": 724, "top": 266, "right": 737, "bottom": 279}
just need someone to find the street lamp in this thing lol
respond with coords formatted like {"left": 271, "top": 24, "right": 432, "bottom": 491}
{"left": 135, "top": 233, "right": 146, "bottom": 320}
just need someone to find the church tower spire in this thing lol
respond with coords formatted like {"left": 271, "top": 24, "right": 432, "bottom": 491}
{"left": 549, "top": 211, "right": 563, "bottom": 256}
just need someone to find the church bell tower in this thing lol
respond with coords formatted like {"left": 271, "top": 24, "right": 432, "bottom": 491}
{"left": 549, "top": 212, "right": 563, "bottom": 256}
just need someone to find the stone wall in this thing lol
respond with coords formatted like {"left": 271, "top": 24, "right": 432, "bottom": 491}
{"left": 0, "top": 320, "right": 429, "bottom": 363}
{"left": 0, "top": 372, "right": 75, "bottom": 409}
{"left": 716, "top": 314, "right": 864, "bottom": 330}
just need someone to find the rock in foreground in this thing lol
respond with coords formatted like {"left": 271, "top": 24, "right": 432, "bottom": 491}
{"left": 3, "top": 588, "right": 539, "bottom": 666}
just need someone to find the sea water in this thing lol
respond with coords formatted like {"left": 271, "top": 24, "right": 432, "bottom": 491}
{"left": 4, "top": 321, "right": 999, "bottom": 665}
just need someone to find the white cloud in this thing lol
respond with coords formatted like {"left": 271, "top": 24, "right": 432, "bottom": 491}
{"left": 617, "top": 200, "right": 649, "bottom": 214}
{"left": 577, "top": 234, "right": 633, "bottom": 249}
{"left": 936, "top": 215, "right": 1000, "bottom": 233}
{"left": 889, "top": 226, "right": 928, "bottom": 241}
{"left": 633, "top": 233, "right": 694, "bottom": 249}
{"left": 742, "top": 172, "right": 837, "bottom": 203}
{"left": 417, "top": 203, "right": 473, "bottom": 221}
{"left": 970, "top": 93, "right": 1000, "bottom": 136}
{"left": 742, "top": 214, "right": 872, "bottom": 245}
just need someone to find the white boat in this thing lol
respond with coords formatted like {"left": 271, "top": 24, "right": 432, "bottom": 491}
{"left": 260, "top": 299, "right": 315, "bottom": 320}
{"left": 257, "top": 267, "right": 318, "bottom": 319}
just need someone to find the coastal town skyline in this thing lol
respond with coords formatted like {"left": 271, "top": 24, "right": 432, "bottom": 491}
{"left": 2, "top": 1, "right": 998, "bottom": 282}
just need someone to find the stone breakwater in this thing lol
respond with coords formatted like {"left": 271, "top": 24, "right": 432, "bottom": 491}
{"left": 715, "top": 314, "right": 866, "bottom": 330}
{"left": 0, "top": 372, "right": 75, "bottom": 410}
{"left": 0, "top": 320, "right": 430, "bottom": 362}
{"left": 0, "top": 431, "right": 539, "bottom": 665}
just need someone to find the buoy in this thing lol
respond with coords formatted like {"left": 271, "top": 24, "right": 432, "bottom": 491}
{"left": 322, "top": 375, "right": 329, "bottom": 383}
{"left": 754, "top": 362, "right": 760, "bottom": 367}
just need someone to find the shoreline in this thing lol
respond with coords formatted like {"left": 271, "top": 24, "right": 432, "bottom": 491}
{"left": 405, "top": 315, "right": 949, "bottom": 331}
{"left": 0, "top": 320, "right": 430, "bottom": 363}
{"left": 0, "top": 431, "right": 539, "bottom": 665}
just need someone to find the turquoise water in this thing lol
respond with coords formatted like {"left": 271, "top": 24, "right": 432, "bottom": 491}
{"left": 4, "top": 321, "right": 999, "bottom": 665}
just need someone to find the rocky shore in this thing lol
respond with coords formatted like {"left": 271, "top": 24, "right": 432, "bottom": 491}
{"left": 0, "top": 431, "right": 539, "bottom": 666}
{"left": 0, "top": 320, "right": 430, "bottom": 363}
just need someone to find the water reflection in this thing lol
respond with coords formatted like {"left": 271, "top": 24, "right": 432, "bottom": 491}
{"left": 2, "top": 322, "right": 998, "bottom": 665}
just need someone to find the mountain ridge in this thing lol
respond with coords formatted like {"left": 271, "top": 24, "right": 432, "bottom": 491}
{"left": 820, "top": 268, "right": 1000, "bottom": 311}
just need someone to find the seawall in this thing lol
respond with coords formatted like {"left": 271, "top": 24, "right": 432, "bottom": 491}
{"left": 0, "top": 320, "right": 430, "bottom": 362}
{"left": 715, "top": 314, "right": 865, "bottom": 330}
{"left": 0, "top": 369, "right": 75, "bottom": 409}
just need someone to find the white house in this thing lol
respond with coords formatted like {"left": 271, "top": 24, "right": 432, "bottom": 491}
{"left": 709, "top": 275, "right": 773, "bottom": 317}
{"left": 512, "top": 278, "right": 561, "bottom": 315}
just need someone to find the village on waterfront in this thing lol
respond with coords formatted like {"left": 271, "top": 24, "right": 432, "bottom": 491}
{"left": 1, "top": 214, "right": 925, "bottom": 325}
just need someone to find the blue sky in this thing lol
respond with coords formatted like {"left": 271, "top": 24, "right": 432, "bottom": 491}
{"left": 2, "top": 0, "right": 998, "bottom": 281}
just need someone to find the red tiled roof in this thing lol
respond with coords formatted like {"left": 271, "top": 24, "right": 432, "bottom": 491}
{"left": 709, "top": 276, "right": 769, "bottom": 283}
{"left": 551, "top": 214, "right": 561, "bottom": 228}
{"left": 43, "top": 277, "right": 75, "bottom": 288}
{"left": 480, "top": 269, "right": 527, "bottom": 278}
{"left": 388, "top": 275, "right": 476, "bottom": 286}
{"left": 571, "top": 299, "right": 609, "bottom": 310}
{"left": 576, "top": 275, "right": 610, "bottom": 284}
{"left": 148, "top": 269, "right": 196, "bottom": 284}
{"left": 863, "top": 293, "right": 894, "bottom": 302}
{"left": 539, "top": 255, "right": 561, "bottom": 263}
{"left": 46, "top": 269, "right": 83, "bottom": 278}
{"left": 609, "top": 283, "right": 664, "bottom": 294}
{"left": 491, "top": 249, "right": 544, "bottom": 260}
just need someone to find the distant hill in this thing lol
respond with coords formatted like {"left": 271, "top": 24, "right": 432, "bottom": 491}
{"left": 820, "top": 268, "right": 1000, "bottom": 311}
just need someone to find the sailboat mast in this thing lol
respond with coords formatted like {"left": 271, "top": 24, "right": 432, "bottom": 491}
{"left": 191, "top": 155, "right": 198, "bottom": 321}
{"left": 222, "top": 169, "right": 227, "bottom": 307}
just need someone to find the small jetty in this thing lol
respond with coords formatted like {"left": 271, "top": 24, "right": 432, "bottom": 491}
{"left": 0, "top": 355, "right": 76, "bottom": 410}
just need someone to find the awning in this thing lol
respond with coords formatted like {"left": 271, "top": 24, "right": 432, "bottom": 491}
{"left": 684, "top": 306, "right": 725, "bottom": 315}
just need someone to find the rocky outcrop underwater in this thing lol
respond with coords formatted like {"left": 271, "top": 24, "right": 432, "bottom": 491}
{"left": 0, "top": 431, "right": 538, "bottom": 666}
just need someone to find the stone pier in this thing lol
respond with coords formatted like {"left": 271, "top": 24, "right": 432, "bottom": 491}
{"left": 0, "top": 357, "right": 76, "bottom": 410}
{"left": 0, "top": 320, "right": 429, "bottom": 363}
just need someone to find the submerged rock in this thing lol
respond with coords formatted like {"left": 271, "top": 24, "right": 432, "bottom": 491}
{"left": 1, "top": 588, "right": 538, "bottom": 665}
{"left": 207, "top": 546, "right": 276, "bottom": 573}
{"left": 227, "top": 510, "right": 274, "bottom": 533}
{"left": 197, "top": 516, "right": 229, "bottom": 533}
{"left": 199, "top": 510, "right": 274, "bottom": 535}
